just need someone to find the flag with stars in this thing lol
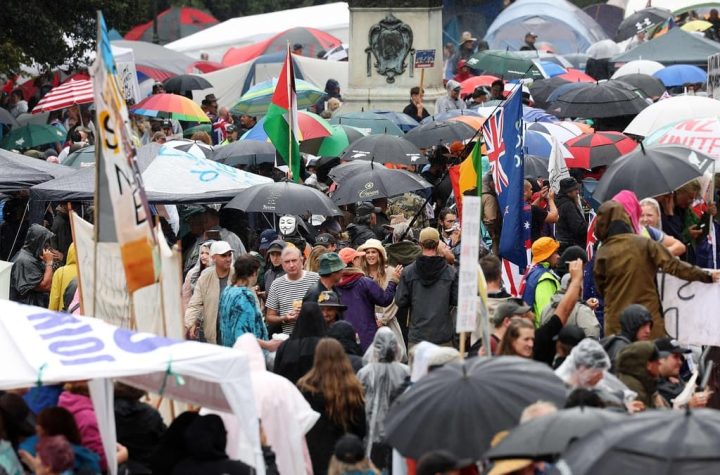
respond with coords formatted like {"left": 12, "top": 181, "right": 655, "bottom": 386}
{"left": 483, "top": 87, "right": 528, "bottom": 269}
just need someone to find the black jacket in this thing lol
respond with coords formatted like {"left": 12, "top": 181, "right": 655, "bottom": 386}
{"left": 10, "top": 224, "right": 54, "bottom": 307}
{"left": 555, "top": 194, "right": 587, "bottom": 248}
{"left": 347, "top": 223, "right": 378, "bottom": 248}
{"left": 115, "top": 397, "right": 166, "bottom": 474}
{"left": 274, "top": 337, "right": 321, "bottom": 384}
{"left": 327, "top": 321, "right": 364, "bottom": 373}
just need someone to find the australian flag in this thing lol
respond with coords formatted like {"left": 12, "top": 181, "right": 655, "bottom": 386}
{"left": 483, "top": 88, "right": 528, "bottom": 270}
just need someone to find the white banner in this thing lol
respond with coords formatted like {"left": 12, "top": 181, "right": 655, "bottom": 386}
{"left": 457, "top": 196, "right": 481, "bottom": 333}
{"left": 548, "top": 135, "right": 570, "bottom": 194}
{"left": 660, "top": 273, "right": 720, "bottom": 347}
{"left": 0, "top": 261, "right": 13, "bottom": 300}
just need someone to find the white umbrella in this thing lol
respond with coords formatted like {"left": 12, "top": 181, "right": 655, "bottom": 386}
{"left": 624, "top": 96, "right": 720, "bottom": 137}
{"left": 161, "top": 138, "right": 214, "bottom": 160}
{"left": 612, "top": 60, "right": 665, "bottom": 78}
{"left": 587, "top": 39, "right": 621, "bottom": 59}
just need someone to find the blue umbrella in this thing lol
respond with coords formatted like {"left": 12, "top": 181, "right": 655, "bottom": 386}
{"left": 546, "top": 82, "right": 593, "bottom": 105}
{"left": 523, "top": 106, "right": 559, "bottom": 123}
{"left": 540, "top": 61, "right": 567, "bottom": 78}
{"left": 371, "top": 111, "right": 419, "bottom": 132}
{"left": 524, "top": 130, "right": 572, "bottom": 159}
{"left": 653, "top": 64, "right": 707, "bottom": 87}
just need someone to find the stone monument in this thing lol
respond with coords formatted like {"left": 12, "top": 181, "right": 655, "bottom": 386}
{"left": 342, "top": 0, "right": 446, "bottom": 113}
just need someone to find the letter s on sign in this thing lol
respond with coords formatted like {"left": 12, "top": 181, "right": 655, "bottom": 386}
{"left": 113, "top": 328, "right": 183, "bottom": 354}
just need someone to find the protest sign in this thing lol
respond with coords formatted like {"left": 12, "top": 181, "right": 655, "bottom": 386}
{"left": 415, "top": 49, "right": 436, "bottom": 69}
{"left": 457, "top": 196, "right": 481, "bottom": 333}
{"left": 659, "top": 272, "right": 720, "bottom": 347}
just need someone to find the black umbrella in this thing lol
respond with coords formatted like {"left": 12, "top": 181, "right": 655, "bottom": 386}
{"left": 612, "top": 73, "right": 666, "bottom": 99}
{"left": 384, "top": 357, "right": 567, "bottom": 460}
{"left": 225, "top": 181, "right": 342, "bottom": 216}
{"left": 593, "top": 144, "right": 713, "bottom": 202}
{"left": 330, "top": 162, "right": 432, "bottom": 205}
{"left": 485, "top": 407, "right": 625, "bottom": 461}
{"left": 405, "top": 120, "right": 476, "bottom": 148}
{"left": 339, "top": 134, "right": 427, "bottom": 166}
{"left": 615, "top": 7, "right": 673, "bottom": 42}
{"left": 547, "top": 83, "right": 648, "bottom": 119}
{"left": 529, "top": 76, "right": 571, "bottom": 110}
{"left": 212, "top": 140, "right": 276, "bottom": 167}
{"left": 0, "top": 148, "right": 73, "bottom": 193}
{"left": 524, "top": 155, "right": 549, "bottom": 179}
{"left": 163, "top": 74, "right": 213, "bottom": 92}
{"left": 552, "top": 409, "right": 720, "bottom": 475}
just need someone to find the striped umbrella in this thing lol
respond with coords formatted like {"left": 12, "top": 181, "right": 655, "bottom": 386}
{"left": 564, "top": 131, "right": 638, "bottom": 169}
{"left": 32, "top": 80, "right": 94, "bottom": 113}
{"left": 231, "top": 78, "right": 325, "bottom": 115}
{"left": 241, "top": 110, "right": 332, "bottom": 142}
{"left": 131, "top": 93, "right": 210, "bottom": 122}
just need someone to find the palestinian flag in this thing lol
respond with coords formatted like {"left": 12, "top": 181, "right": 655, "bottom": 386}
{"left": 264, "top": 47, "right": 301, "bottom": 182}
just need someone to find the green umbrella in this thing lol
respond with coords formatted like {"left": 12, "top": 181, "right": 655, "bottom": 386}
{"left": 0, "top": 124, "right": 66, "bottom": 151}
{"left": 63, "top": 145, "right": 96, "bottom": 168}
{"left": 330, "top": 112, "right": 404, "bottom": 136}
{"left": 183, "top": 123, "right": 212, "bottom": 138}
{"left": 231, "top": 78, "right": 325, "bottom": 115}
{"left": 299, "top": 124, "right": 367, "bottom": 157}
{"left": 466, "top": 50, "right": 544, "bottom": 80}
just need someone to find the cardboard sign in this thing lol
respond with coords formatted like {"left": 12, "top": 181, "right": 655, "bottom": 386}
{"left": 457, "top": 196, "right": 481, "bottom": 332}
{"left": 660, "top": 272, "right": 720, "bottom": 347}
{"left": 415, "top": 49, "right": 436, "bottom": 69}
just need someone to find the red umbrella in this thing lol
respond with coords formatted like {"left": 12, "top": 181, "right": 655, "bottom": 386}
{"left": 558, "top": 69, "right": 595, "bottom": 83}
{"left": 460, "top": 75, "right": 501, "bottom": 95}
{"left": 124, "top": 7, "right": 218, "bottom": 44}
{"left": 222, "top": 27, "right": 342, "bottom": 66}
{"left": 32, "top": 80, "right": 94, "bottom": 114}
{"left": 564, "top": 131, "right": 638, "bottom": 169}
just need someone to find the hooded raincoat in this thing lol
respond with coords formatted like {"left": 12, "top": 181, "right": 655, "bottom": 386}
{"left": 434, "top": 80, "right": 466, "bottom": 114}
{"left": 48, "top": 243, "right": 77, "bottom": 311}
{"left": 593, "top": 201, "right": 713, "bottom": 339}
{"left": 615, "top": 341, "right": 663, "bottom": 409}
{"left": 10, "top": 224, "right": 54, "bottom": 307}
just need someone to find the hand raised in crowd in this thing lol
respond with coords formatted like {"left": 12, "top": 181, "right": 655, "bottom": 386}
{"left": 689, "top": 389, "right": 713, "bottom": 408}
{"left": 392, "top": 264, "right": 403, "bottom": 282}
{"left": 568, "top": 258, "right": 583, "bottom": 282}
{"left": 41, "top": 248, "right": 54, "bottom": 265}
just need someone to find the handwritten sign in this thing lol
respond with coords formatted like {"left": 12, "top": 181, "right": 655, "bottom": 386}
{"left": 708, "top": 53, "right": 720, "bottom": 100}
{"left": 415, "top": 49, "right": 436, "bottom": 69}
{"left": 457, "top": 196, "right": 481, "bottom": 332}
{"left": 660, "top": 272, "right": 720, "bottom": 347}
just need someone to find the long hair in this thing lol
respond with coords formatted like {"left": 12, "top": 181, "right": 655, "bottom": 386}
{"left": 361, "top": 248, "right": 387, "bottom": 284}
{"left": 37, "top": 407, "right": 82, "bottom": 445}
{"left": 498, "top": 318, "right": 535, "bottom": 357}
{"left": 297, "top": 338, "right": 365, "bottom": 430}
{"left": 306, "top": 245, "right": 329, "bottom": 273}
{"left": 290, "top": 302, "right": 327, "bottom": 339}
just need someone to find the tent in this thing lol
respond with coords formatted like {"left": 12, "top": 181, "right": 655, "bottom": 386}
{"left": 484, "top": 0, "right": 607, "bottom": 55}
{"left": 111, "top": 40, "right": 197, "bottom": 81}
{"left": 622, "top": 0, "right": 716, "bottom": 17}
{"left": 193, "top": 54, "right": 348, "bottom": 109}
{"left": 0, "top": 299, "right": 263, "bottom": 475}
{"left": 30, "top": 145, "right": 272, "bottom": 203}
{"left": 222, "top": 27, "right": 343, "bottom": 66}
{"left": 611, "top": 28, "right": 720, "bottom": 66}
{"left": 0, "top": 148, "right": 73, "bottom": 192}
{"left": 124, "top": 6, "right": 219, "bottom": 45}
{"left": 165, "top": 2, "right": 350, "bottom": 61}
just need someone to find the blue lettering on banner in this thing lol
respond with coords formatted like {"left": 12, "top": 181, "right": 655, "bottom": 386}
{"left": 113, "top": 328, "right": 182, "bottom": 353}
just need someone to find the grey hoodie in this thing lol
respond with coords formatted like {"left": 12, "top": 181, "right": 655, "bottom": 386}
{"left": 434, "top": 80, "right": 466, "bottom": 114}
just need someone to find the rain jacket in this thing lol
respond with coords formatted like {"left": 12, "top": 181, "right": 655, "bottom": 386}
{"left": 336, "top": 268, "right": 397, "bottom": 351}
{"left": 615, "top": 341, "right": 661, "bottom": 409}
{"left": 327, "top": 321, "right": 365, "bottom": 373}
{"left": 602, "top": 304, "right": 653, "bottom": 369}
{"left": 114, "top": 395, "right": 166, "bottom": 473}
{"left": 395, "top": 255, "right": 458, "bottom": 345}
{"left": 9, "top": 224, "right": 54, "bottom": 307}
{"left": 357, "top": 328, "right": 410, "bottom": 453}
{"left": 434, "top": 80, "right": 466, "bottom": 114}
{"left": 593, "top": 201, "right": 712, "bottom": 339}
{"left": 555, "top": 194, "right": 587, "bottom": 250}
{"left": 48, "top": 243, "right": 77, "bottom": 311}
{"left": 58, "top": 391, "right": 107, "bottom": 470}
{"left": 347, "top": 223, "right": 378, "bottom": 248}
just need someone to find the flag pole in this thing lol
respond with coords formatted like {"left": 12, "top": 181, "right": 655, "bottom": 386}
{"left": 287, "top": 42, "right": 293, "bottom": 181}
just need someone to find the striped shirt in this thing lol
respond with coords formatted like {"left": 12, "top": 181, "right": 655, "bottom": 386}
{"left": 266, "top": 271, "right": 320, "bottom": 334}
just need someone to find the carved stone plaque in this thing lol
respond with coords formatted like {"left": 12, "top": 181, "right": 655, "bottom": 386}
{"left": 365, "top": 14, "right": 414, "bottom": 84}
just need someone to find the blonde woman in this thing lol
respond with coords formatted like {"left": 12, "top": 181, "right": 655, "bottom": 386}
{"left": 358, "top": 239, "right": 407, "bottom": 362}
{"left": 305, "top": 245, "right": 329, "bottom": 273}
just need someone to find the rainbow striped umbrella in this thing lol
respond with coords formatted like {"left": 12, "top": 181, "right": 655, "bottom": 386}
{"left": 130, "top": 93, "right": 210, "bottom": 122}
{"left": 231, "top": 78, "right": 325, "bottom": 115}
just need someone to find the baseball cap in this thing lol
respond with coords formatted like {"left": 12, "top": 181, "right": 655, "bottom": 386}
{"left": 318, "top": 252, "right": 346, "bottom": 276}
{"left": 357, "top": 202, "right": 381, "bottom": 217}
{"left": 655, "top": 337, "right": 692, "bottom": 358}
{"left": 315, "top": 233, "right": 337, "bottom": 247}
{"left": 210, "top": 241, "right": 233, "bottom": 256}
{"left": 526, "top": 31, "right": 538, "bottom": 38}
{"left": 318, "top": 290, "right": 347, "bottom": 309}
{"left": 258, "top": 229, "right": 279, "bottom": 251}
{"left": 266, "top": 239, "right": 287, "bottom": 253}
{"left": 493, "top": 300, "right": 531, "bottom": 325}
{"left": 418, "top": 227, "right": 440, "bottom": 244}
{"left": 338, "top": 247, "right": 365, "bottom": 265}
{"left": 333, "top": 434, "right": 364, "bottom": 464}
{"left": 553, "top": 325, "right": 586, "bottom": 346}
{"left": 531, "top": 237, "right": 560, "bottom": 264}
{"left": 161, "top": 119, "right": 172, "bottom": 128}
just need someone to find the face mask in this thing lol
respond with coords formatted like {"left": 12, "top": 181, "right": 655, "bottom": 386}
{"left": 278, "top": 215, "right": 297, "bottom": 236}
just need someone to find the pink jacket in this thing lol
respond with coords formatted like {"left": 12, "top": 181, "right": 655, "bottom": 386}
{"left": 58, "top": 391, "right": 107, "bottom": 470}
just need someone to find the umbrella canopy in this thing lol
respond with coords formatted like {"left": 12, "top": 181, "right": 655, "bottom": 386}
{"left": 528, "top": 122, "right": 583, "bottom": 144}
{"left": 0, "top": 148, "right": 73, "bottom": 192}
{"left": 213, "top": 140, "right": 276, "bottom": 167}
{"left": 524, "top": 154, "right": 551, "bottom": 178}
{"left": 225, "top": 181, "right": 342, "bottom": 216}
{"left": 460, "top": 75, "right": 501, "bottom": 96}
{"left": 615, "top": 7, "right": 673, "bottom": 42}
{"left": 653, "top": 64, "right": 707, "bottom": 87}
{"left": 63, "top": 145, "right": 96, "bottom": 168}
{"left": 221, "top": 27, "right": 342, "bottom": 66}
{"left": 299, "top": 124, "right": 366, "bottom": 157}
{"left": 421, "top": 109, "right": 483, "bottom": 124}
{"left": 0, "top": 124, "right": 66, "bottom": 151}
{"left": 540, "top": 61, "right": 567, "bottom": 77}
{"left": 593, "top": 144, "right": 713, "bottom": 201}
{"left": 557, "top": 69, "right": 595, "bottom": 83}
{"left": 564, "top": 131, "right": 638, "bottom": 169}
{"left": 339, "top": 135, "right": 426, "bottom": 166}
{"left": 554, "top": 409, "right": 720, "bottom": 475}
{"left": 111, "top": 40, "right": 196, "bottom": 80}
{"left": 523, "top": 105, "right": 560, "bottom": 124}
{"left": 162, "top": 139, "right": 214, "bottom": 160}
{"left": 182, "top": 123, "right": 211, "bottom": 138}
{"left": 131, "top": 93, "right": 210, "bottom": 122}
{"left": 612, "top": 73, "right": 666, "bottom": 98}
{"left": 644, "top": 117, "right": 720, "bottom": 160}
{"left": 242, "top": 110, "right": 333, "bottom": 142}
{"left": 546, "top": 82, "right": 593, "bottom": 106}
{"left": 0, "top": 108, "right": 19, "bottom": 127}
{"left": 372, "top": 111, "right": 420, "bottom": 133}
{"left": 530, "top": 77, "right": 571, "bottom": 109}
{"left": 124, "top": 6, "right": 218, "bottom": 44}
{"left": 31, "top": 80, "right": 94, "bottom": 114}
{"left": 611, "top": 28, "right": 720, "bottom": 67}
{"left": 525, "top": 130, "right": 573, "bottom": 159}
{"left": 583, "top": 4, "right": 625, "bottom": 38}
{"left": 547, "top": 83, "right": 648, "bottom": 119}
{"left": 624, "top": 96, "right": 720, "bottom": 137}
{"left": 448, "top": 115, "right": 486, "bottom": 131}
{"left": 162, "top": 74, "right": 213, "bottom": 93}
{"left": 330, "top": 163, "right": 432, "bottom": 205}
{"left": 485, "top": 407, "right": 625, "bottom": 461}
{"left": 587, "top": 39, "right": 622, "bottom": 60}
{"left": 384, "top": 357, "right": 567, "bottom": 460}
{"left": 404, "top": 121, "right": 476, "bottom": 148}
{"left": 611, "top": 59, "right": 665, "bottom": 78}
{"left": 330, "top": 112, "right": 404, "bottom": 136}
{"left": 466, "top": 50, "right": 544, "bottom": 80}
{"left": 231, "top": 78, "right": 325, "bottom": 115}
{"left": 682, "top": 20, "right": 713, "bottom": 32}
